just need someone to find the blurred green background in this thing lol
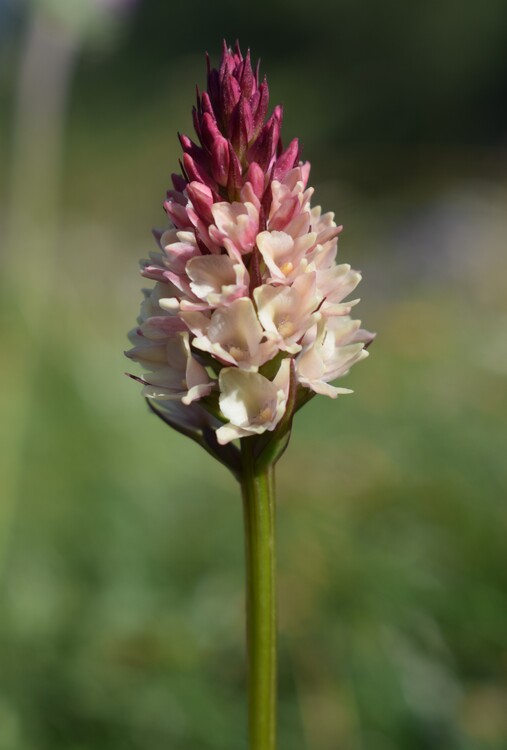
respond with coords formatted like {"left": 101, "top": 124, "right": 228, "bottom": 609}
{"left": 1, "top": 1, "right": 507, "bottom": 748}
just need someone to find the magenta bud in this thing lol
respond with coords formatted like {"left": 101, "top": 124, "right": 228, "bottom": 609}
{"left": 271, "top": 106, "right": 284, "bottom": 150}
{"left": 171, "top": 173, "right": 187, "bottom": 192}
{"left": 163, "top": 198, "right": 191, "bottom": 229}
{"left": 178, "top": 134, "right": 208, "bottom": 170}
{"left": 227, "top": 142, "right": 243, "bottom": 190}
{"left": 238, "top": 49, "right": 255, "bottom": 99}
{"left": 186, "top": 181, "right": 214, "bottom": 224}
{"left": 211, "top": 137, "right": 230, "bottom": 187}
{"left": 220, "top": 73, "right": 241, "bottom": 120}
{"left": 219, "top": 39, "right": 235, "bottom": 79}
{"left": 183, "top": 153, "right": 213, "bottom": 190}
{"left": 251, "top": 79, "right": 269, "bottom": 138}
{"left": 166, "top": 189, "right": 187, "bottom": 206}
{"left": 242, "top": 97, "right": 254, "bottom": 140}
{"left": 207, "top": 67, "right": 220, "bottom": 112}
{"left": 230, "top": 97, "right": 252, "bottom": 158}
{"left": 245, "top": 161, "right": 265, "bottom": 199}
{"left": 178, "top": 133, "right": 192, "bottom": 151}
{"left": 200, "top": 112, "right": 222, "bottom": 151}
{"left": 249, "top": 116, "right": 279, "bottom": 173}
{"left": 201, "top": 91, "right": 215, "bottom": 119}
{"left": 273, "top": 137, "right": 300, "bottom": 181}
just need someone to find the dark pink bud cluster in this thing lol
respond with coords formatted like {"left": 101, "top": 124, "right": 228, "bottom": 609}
{"left": 169, "top": 40, "right": 301, "bottom": 232}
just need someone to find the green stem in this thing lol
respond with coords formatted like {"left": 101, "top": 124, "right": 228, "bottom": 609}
{"left": 241, "top": 440, "right": 277, "bottom": 750}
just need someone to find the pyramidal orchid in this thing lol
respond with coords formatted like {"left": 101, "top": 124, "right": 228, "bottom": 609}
{"left": 126, "top": 41, "right": 374, "bottom": 750}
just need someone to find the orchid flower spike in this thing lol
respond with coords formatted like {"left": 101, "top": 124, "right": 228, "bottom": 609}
{"left": 126, "top": 41, "right": 374, "bottom": 473}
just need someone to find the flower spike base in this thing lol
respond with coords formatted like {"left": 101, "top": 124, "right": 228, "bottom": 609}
{"left": 126, "top": 41, "right": 374, "bottom": 750}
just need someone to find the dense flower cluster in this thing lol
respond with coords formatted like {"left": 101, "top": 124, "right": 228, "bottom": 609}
{"left": 126, "top": 42, "right": 373, "bottom": 446}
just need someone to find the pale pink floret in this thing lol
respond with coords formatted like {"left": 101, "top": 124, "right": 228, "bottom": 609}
{"left": 156, "top": 254, "right": 249, "bottom": 313}
{"left": 256, "top": 230, "right": 317, "bottom": 283}
{"left": 141, "top": 229, "right": 198, "bottom": 284}
{"left": 164, "top": 196, "right": 192, "bottom": 230}
{"left": 310, "top": 205, "right": 341, "bottom": 240}
{"left": 316, "top": 264, "right": 362, "bottom": 317}
{"left": 240, "top": 180, "right": 262, "bottom": 211}
{"left": 268, "top": 167, "right": 313, "bottom": 238}
{"left": 127, "top": 331, "right": 212, "bottom": 405}
{"left": 254, "top": 272, "right": 322, "bottom": 354}
{"left": 269, "top": 167, "right": 312, "bottom": 217}
{"left": 138, "top": 282, "right": 180, "bottom": 323}
{"left": 209, "top": 201, "right": 259, "bottom": 258}
{"left": 308, "top": 206, "right": 342, "bottom": 269}
{"left": 187, "top": 205, "right": 222, "bottom": 255}
{"left": 159, "top": 228, "right": 201, "bottom": 274}
{"left": 185, "top": 254, "right": 249, "bottom": 309}
{"left": 128, "top": 283, "right": 186, "bottom": 340}
{"left": 182, "top": 298, "right": 278, "bottom": 371}
{"left": 139, "top": 314, "right": 187, "bottom": 338}
{"left": 296, "top": 318, "right": 369, "bottom": 398}
{"left": 216, "top": 359, "right": 291, "bottom": 444}
{"left": 142, "top": 231, "right": 199, "bottom": 300}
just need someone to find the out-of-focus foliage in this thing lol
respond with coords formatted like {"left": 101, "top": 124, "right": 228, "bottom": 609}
{"left": 0, "top": 2, "right": 506, "bottom": 749}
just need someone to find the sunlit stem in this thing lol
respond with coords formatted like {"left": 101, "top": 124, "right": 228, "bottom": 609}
{"left": 240, "top": 440, "right": 277, "bottom": 750}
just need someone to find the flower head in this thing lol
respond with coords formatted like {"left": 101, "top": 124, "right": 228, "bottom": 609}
{"left": 126, "top": 42, "right": 374, "bottom": 458}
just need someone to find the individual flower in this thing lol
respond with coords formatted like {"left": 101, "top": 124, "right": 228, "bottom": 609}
{"left": 209, "top": 201, "right": 260, "bottom": 257}
{"left": 182, "top": 297, "right": 277, "bottom": 371}
{"left": 216, "top": 360, "right": 291, "bottom": 444}
{"left": 254, "top": 272, "right": 321, "bottom": 353}
{"left": 256, "top": 229, "right": 316, "bottom": 283}
{"left": 296, "top": 318, "right": 370, "bottom": 398}
{"left": 126, "top": 330, "right": 212, "bottom": 405}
